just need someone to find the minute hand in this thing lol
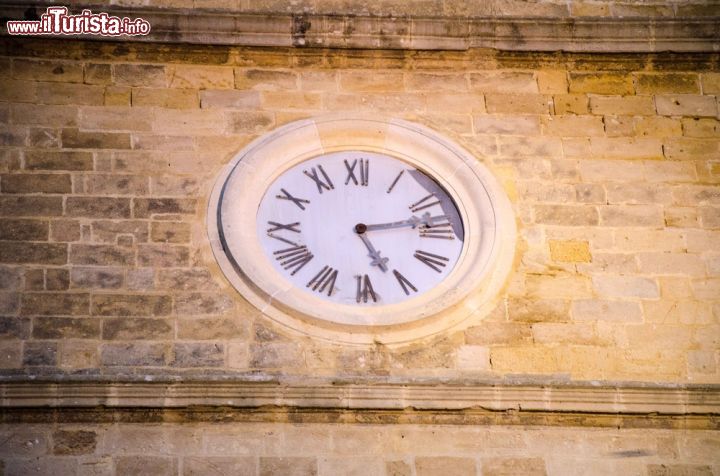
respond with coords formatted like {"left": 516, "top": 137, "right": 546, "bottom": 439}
{"left": 365, "top": 213, "right": 447, "bottom": 231}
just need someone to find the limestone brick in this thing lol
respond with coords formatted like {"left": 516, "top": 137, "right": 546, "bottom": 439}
{"left": 655, "top": 95, "right": 718, "bottom": 117}
{"left": 549, "top": 240, "right": 591, "bottom": 262}
{"left": 569, "top": 72, "right": 634, "bottom": 95}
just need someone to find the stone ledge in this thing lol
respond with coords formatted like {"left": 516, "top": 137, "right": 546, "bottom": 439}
{"left": 1, "top": 2, "right": 718, "bottom": 52}
{"left": 2, "top": 381, "right": 718, "bottom": 416}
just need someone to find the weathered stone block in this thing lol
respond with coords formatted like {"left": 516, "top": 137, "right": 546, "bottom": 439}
{"left": 59, "top": 340, "right": 98, "bottom": 369}
{"left": 69, "top": 244, "right": 134, "bottom": 266}
{"left": 593, "top": 275, "right": 659, "bottom": 299}
{"left": 174, "top": 292, "right": 234, "bottom": 315}
{"left": 84, "top": 63, "right": 111, "bottom": 85}
{"left": 0, "top": 242, "right": 67, "bottom": 265}
{"left": 13, "top": 59, "right": 83, "bottom": 83}
{"left": 1, "top": 173, "right": 71, "bottom": 194}
{"left": 656, "top": 95, "right": 718, "bottom": 117}
{"left": 100, "top": 342, "right": 168, "bottom": 366}
{"left": 177, "top": 316, "right": 245, "bottom": 340}
{"left": 0, "top": 340, "right": 21, "bottom": 368}
{"left": 260, "top": 457, "right": 317, "bottom": 476}
{"left": 663, "top": 138, "right": 720, "bottom": 161}
{"left": 634, "top": 73, "right": 700, "bottom": 94}
{"left": 572, "top": 299, "right": 643, "bottom": 322}
{"left": 137, "top": 244, "right": 190, "bottom": 267}
{"left": 599, "top": 204, "right": 664, "bottom": 226}
{"left": 416, "top": 457, "right": 476, "bottom": 476}
{"left": 70, "top": 267, "right": 124, "bottom": 289}
{"left": 549, "top": 240, "right": 591, "bottom": 262}
{"left": 25, "top": 150, "right": 93, "bottom": 171}
{"left": 102, "top": 317, "right": 173, "bottom": 340}
{"left": 45, "top": 268, "right": 69, "bottom": 290}
{"left": 473, "top": 115, "right": 540, "bottom": 134}
{"left": 553, "top": 94, "right": 588, "bottom": 115}
{"left": 407, "top": 72, "right": 468, "bottom": 92}
{"left": 66, "top": 197, "right": 132, "bottom": 218}
{"left": 0, "top": 219, "right": 49, "bottom": 241}
{"left": 589, "top": 96, "right": 656, "bottom": 115}
{"left": 507, "top": 297, "right": 570, "bottom": 322}
{"left": 113, "top": 64, "right": 167, "bottom": 87}
{"left": 21, "top": 292, "right": 89, "bottom": 316}
{"left": 52, "top": 430, "right": 97, "bottom": 455}
{"left": 169, "top": 65, "right": 233, "bottom": 89}
{"left": 156, "top": 268, "right": 219, "bottom": 290}
{"left": 227, "top": 111, "right": 275, "bottom": 133}
{"left": 235, "top": 68, "right": 297, "bottom": 90}
{"left": 482, "top": 457, "right": 546, "bottom": 476}
{"left": 132, "top": 88, "right": 199, "bottom": 109}
{"left": 79, "top": 106, "right": 154, "bottom": 131}
{"left": 61, "top": 128, "right": 131, "bottom": 149}
{"left": 133, "top": 198, "right": 196, "bottom": 218}
{"left": 115, "top": 456, "right": 176, "bottom": 476}
{"left": 50, "top": 219, "right": 81, "bottom": 242}
{"left": 199, "top": 89, "right": 260, "bottom": 109}
{"left": 92, "top": 294, "right": 172, "bottom": 316}
{"left": 0, "top": 316, "right": 30, "bottom": 339}
{"left": 23, "top": 341, "right": 57, "bottom": 366}
{"left": 534, "top": 205, "right": 599, "bottom": 226}
{"left": 173, "top": 342, "right": 224, "bottom": 367}
{"left": 91, "top": 220, "right": 148, "bottom": 243}
{"left": 33, "top": 316, "right": 100, "bottom": 339}
{"left": 569, "top": 72, "right": 633, "bottom": 95}
{"left": 485, "top": 93, "right": 551, "bottom": 114}
{"left": 37, "top": 82, "right": 105, "bottom": 106}
{"left": 151, "top": 221, "right": 191, "bottom": 243}
{"left": 682, "top": 118, "right": 719, "bottom": 137}
{"left": 183, "top": 457, "right": 255, "bottom": 476}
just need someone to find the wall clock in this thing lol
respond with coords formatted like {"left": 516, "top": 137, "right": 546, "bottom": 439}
{"left": 208, "top": 116, "right": 515, "bottom": 345}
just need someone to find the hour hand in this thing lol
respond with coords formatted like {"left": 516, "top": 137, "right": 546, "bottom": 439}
{"left": 355, "top": 227, "right": 389, "bottom": 272}
{"left": 365, "top": 212, "right": 448, "bottom": 232}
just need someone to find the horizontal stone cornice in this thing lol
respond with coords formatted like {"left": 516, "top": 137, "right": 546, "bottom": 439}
{"left": 2, "top": 380, "right": 718, "bottom": 417}
{"left": 1, "top": 3, "right": 718, "bottom": 53}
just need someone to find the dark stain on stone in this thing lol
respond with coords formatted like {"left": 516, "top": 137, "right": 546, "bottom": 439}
{"left": 292, "top": 14, "right": 311, "bottom": 47}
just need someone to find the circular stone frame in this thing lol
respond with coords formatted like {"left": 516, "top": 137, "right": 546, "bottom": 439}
{"left": 208, "top": 115, "right": 516, "bottom": 345}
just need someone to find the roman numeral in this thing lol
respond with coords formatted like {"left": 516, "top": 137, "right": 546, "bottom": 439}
{"left": 409, "top": 193, "right": 440, "bottom": 213}
{"left": 355, "top": 274, "right": 377, "bottom": 303}
{"left": 306, "top": 265, "right": 338, "bottom": 296}
{"left": 276, "top": 188, "right": 310, "bottom": 210}
{"left": 414, "top": 250, "right": 449, "bottom": 273}
{"left": 266, "top": 221, "right": 300, "bottom": 233}
{"left": 393, "top": 269, "right": 417, "bottom": 295}
{"left": 274, "top": 245, "right": 313, "bottom": 275}
{"left": 344, "top": 159, "right": 369, "bottom": 186}
{"left": 304, "top": 165, "right": 334, "bottom": 193}
{"left": 419, "top": 221, "right": 454, "bottom": 240}
{"left": 386, "top": 170, "right": 404, "bottom": 193}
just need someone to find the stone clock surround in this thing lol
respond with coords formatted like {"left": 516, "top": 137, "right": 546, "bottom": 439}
{"left": 207, "top": 115, "right": 517, "bottom": 345}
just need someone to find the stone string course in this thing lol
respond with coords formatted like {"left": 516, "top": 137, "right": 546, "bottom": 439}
{"left": 0, "top": 40, "right": 718, "bottom": 386}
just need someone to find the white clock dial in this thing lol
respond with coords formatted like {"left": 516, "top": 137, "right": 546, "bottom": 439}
{"left": 255, "top": 151, "right": 464, "bottom": 306}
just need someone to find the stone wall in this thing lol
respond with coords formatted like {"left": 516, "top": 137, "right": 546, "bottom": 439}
{"left": 1, "top": 423, "right": 719, "bottom": 475}
{"left": 0, "top": 40, "right": 718, "bottom": 384}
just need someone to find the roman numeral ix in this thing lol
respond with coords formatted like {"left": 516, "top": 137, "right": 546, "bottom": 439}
{"left": 304, "top": 165, "right": 334, "bottom": 194}
{"left": 306, "top": 265, "right": 339, "bottom": 297}
{"left": 274, "top": 245, "right": 314, "bottom": 275}
{"left": 414, "top": 250, "right": 449, "bottom": 273}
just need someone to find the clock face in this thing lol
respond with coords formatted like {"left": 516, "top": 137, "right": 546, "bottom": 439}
{"left": 255, "top": 151, "right": 465, "bottom": 306}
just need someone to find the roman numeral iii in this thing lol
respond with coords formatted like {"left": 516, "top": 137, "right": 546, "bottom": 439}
{"left": 306, "top": 265, "right": 339, "bottom": 297}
